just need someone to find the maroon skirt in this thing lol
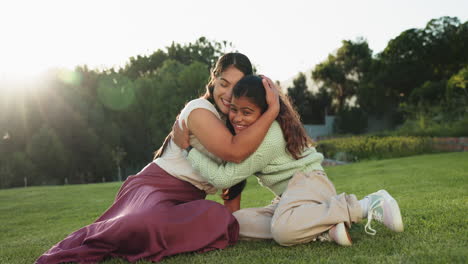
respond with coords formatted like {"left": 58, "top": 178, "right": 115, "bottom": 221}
{"left": 36, "top": 163, "right": 239, "bottom": 263}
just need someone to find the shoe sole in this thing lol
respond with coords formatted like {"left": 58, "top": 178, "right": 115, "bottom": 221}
{"left": 329, "top": 222, "right": 352, "bottom": 246}
{"left": 378, "top": 190, "right": 404, "bottom": 232}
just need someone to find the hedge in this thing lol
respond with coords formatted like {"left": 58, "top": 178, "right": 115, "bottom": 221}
{"left": 316, "top": 136, "right": 434, "bottom": 162}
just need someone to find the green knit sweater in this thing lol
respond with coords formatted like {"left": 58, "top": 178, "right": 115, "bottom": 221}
{"left": 187, "top": 121, "right": 324, "bottom": 196}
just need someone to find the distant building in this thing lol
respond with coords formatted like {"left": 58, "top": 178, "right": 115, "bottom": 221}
{"left": 304, "top": 113, "right": 396, "bottom": 139}
{"left": 304, "top": 115, "right": 335, "bottom": 140}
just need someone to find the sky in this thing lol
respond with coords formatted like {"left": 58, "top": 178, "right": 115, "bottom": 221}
{"left": 1, "top": 0, "right": 467, "bottom": 84}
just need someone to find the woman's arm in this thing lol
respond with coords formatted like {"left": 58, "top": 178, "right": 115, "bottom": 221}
{"left": 187, "top": 123, "right": 281, "bottom": 188}
{"left": 174, "top": 77, "right": 280, "bottom": 163}
{"left": 187, "top": 108, "right": 275, "bottom": 163}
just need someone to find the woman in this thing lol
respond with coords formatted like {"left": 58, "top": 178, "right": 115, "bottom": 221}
{"left": 178, "top": 75, "right": 404, "bottom": 247}
{"left": 36, "top": 53, "right": 280, "bottom": 263}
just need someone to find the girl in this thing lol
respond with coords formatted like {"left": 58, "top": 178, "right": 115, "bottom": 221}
{"left": 36, "top": 53, "right": 280, "bottom": 263}
{"left": 181, "top": 75, "right": 404, "bottom": 246}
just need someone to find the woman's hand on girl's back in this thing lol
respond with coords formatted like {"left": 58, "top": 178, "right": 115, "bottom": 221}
{"left": 172, "top": 119, "right": 190, "bottom": 150}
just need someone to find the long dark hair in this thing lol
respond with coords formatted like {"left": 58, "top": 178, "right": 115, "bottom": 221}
{"left": 154, "top": 52, "right": 253, "bottom": 159}
{"left": 232, "top": 75, "right": 313, "bottom": 159}
{"left": 203, "top": 52, "right": 253, "bottom": 104}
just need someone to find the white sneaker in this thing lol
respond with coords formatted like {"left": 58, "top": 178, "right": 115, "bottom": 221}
{"left": 315, "top": 222, "right": 352, "bottom": 246}
{"left": 364, "top": 190, "right": 404, "bottom": 235}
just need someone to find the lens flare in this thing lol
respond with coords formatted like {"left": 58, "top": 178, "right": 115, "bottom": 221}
{"left": 57, "top": 69, "right": 82, "bottom": 86}
{"left": 97, "top": 76, "right": 135, "bottom": 111}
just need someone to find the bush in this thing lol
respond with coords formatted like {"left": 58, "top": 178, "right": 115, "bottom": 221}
{"left": 317, "top": 136, "right": 434, "bottom": 161}
{"left": 389, "top": 112, "right": 468, "bottom": 137}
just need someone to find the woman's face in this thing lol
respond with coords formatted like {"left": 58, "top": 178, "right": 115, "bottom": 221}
{"left": 213, "top": 66, "right": 245, "bottom": 115}
{"left": 229, "top": 96, "right": 262, "bottom": 134}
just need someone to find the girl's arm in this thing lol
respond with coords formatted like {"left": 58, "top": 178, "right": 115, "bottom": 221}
{"left": 174, "top": 77, "right": 280, "bottom": 163}
{"left": 187, "top": 122, "right": 281, "bottom": 189}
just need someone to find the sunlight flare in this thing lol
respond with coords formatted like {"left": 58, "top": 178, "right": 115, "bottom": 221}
{"left": 57, "top": 69, "right": 82, "bottom": 86}
{"left": 97, "top": 76, "right": 136, "bottom": 111}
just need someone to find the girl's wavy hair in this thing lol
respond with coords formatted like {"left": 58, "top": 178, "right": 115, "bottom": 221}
{"left": 154, "top": 52, "right": 253, "bottom": 159}
{"left": 232, "top": 75, "right": 314, "bottom": 159}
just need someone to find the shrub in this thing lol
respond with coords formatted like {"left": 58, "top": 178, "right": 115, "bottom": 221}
{"left": 317, "top": 136, "right": 434, "bottom": 161}
{"left": 393, "top": 114, "right": 468, "bottom": 137}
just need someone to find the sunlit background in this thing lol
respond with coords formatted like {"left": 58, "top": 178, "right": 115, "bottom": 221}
{"left": 1, "top": 0, "right": 467, "bottom": 189}
{"left": 1, "top": 0, "right": 467, "bottom": 84}
{"left": 1, "top": 2, "right": 467, "bottom": 262}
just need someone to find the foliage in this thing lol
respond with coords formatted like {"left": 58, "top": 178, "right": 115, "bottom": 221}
{"left": 446, "top": 65, "right": 468, "bottom": 112}
{"left": 287, "top": 72, "right": 312, "bottom": 122}
{"left": 0, "top": 37, "right": 225, "bottom": 188}
{"left": 316, "top": 136, "right": 434, "bottom": 161}
{"left": 0, "top": 151, "right": 36, "bottom": 188}
{"left": 308, "top": 87, "right": 334, "bottom": 123}
{"left": 394, "top": 65, "right": 468, "bottom": 137}
{"left": 391, "top": 111, "right": 468, "bottom": 137}
{"left": 1, "top": 15, "right": 467, "bottom": 187}
{"left": 333, "top": 106, "right": 368, "bottom": 134}
{"left": 312, "top": 38, "right": 372, "bottom": 113}
{"left": 307, "top": 16, "right": 468, "bottom": 135}
{"left": 358, "top": 17, "right": 468, "bottom": 119}
{"left": 26, "top": 125, "right": 69, "bottom": 185}
{"left": 120, "top": 37, "right": 231, "bottom": 79}
{"left": 287, "top": 73, "right": 333, "bottom": 124}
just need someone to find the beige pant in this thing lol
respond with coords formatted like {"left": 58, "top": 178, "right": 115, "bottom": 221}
{"left": 233, "top": 170, "right": 362, "bottom": 246}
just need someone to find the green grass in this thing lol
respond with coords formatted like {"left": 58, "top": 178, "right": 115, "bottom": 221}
{"left": 1, "top": 152, "right": 467, "bottom": 263}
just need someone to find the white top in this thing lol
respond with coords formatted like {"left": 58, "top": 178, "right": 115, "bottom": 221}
{"left": 154, "top": 98, "right": 221, "bottom": 194}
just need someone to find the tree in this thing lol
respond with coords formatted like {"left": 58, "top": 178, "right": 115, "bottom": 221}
{"left": 114, "top": 60, "right": 210, "bottom": 168}
{"left": 167, "top": 37, "right": 232, "bottom": 69}
{"left": 120, "top": 37, "right": 232, "bottom": 79}
{"left": 111, "top": 147, "right": 126, "bottom": 181}
{"left": 312, "top": 39, "right": 372, "bottom": 113}
{"left": 0, "top": 151, "right": 36, "bottom": 188}
{"left": 287, "top": 73, "right": 313, "bottom": 123}
{"left": 372, "top": 17, "right": 467, "bottom": 111}
{"left": 26, "top": 125, "right": 69, "bottom": 185}
{"left": 309, "top": 87, "right": 333, "bottom": 124}
{"left": 121, "top": 50, "right": 168, "bottom": 79}
{"left": 356, "top": 17, "right": 467, "bottom": 127}
{"left": 423, "top": 17, "right": 468, "bottom": 80}
{"left": 0, "top": 37, "right": 232, "bottom": 188}
{"left": 445, "top": 66, "right": 468, "bottom": 117}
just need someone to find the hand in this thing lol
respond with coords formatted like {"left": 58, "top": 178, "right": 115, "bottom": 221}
{"left": 220, "top": 189, "right": 230, "bottom": 200}
{"left": 223, "top": 192, "right": 241, "bottom": 213}
{"left": 259, "top": 75, "right": 280, "bottom": 114}
{"left": 171, "top": 119, "right": 190, "bottom": 149}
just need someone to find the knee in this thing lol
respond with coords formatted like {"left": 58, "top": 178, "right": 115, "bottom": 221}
{"left": 121, "top": 212, "right": 147, "bottom": 232}
{"left": 232, "top": 209, "right": 256, "bottom": 229}
{"left": 232, "top": 209, "right": 248, "bottom": 221}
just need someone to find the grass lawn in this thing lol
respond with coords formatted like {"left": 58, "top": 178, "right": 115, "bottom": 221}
{"left": 1, "top": 152, "right": 467, "bottom": 263}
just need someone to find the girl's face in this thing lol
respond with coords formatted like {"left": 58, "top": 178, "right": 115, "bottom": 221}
{"left": 229, "top": 96, "right": 262, "bottom": 134}
{"left": 213, "top": 66, "right": 245, "bottom": 115}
